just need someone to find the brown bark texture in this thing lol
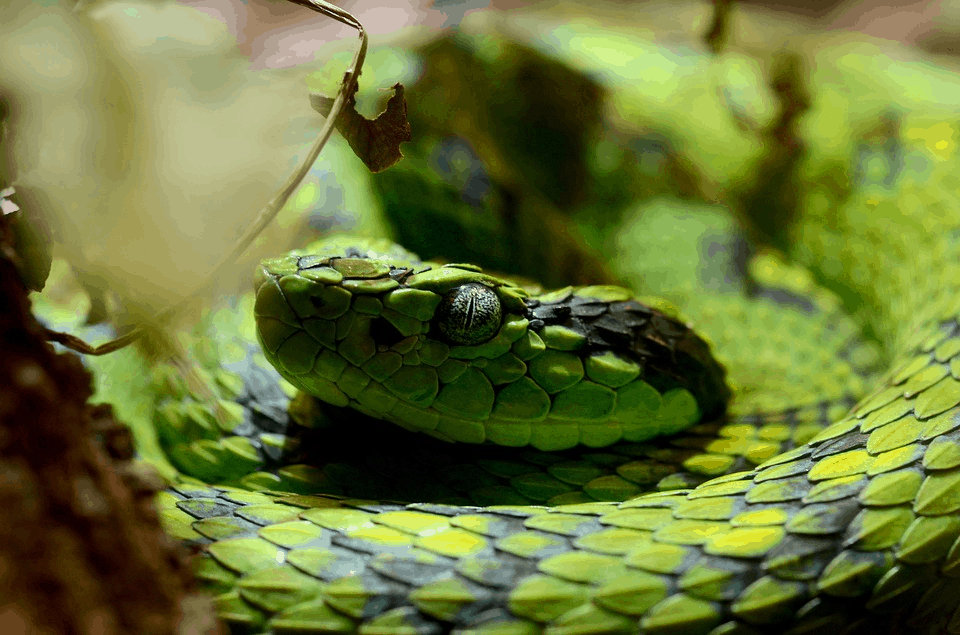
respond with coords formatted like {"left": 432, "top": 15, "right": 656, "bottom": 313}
{"left": 0, "top": 214, "right": 217, "bottom": 634}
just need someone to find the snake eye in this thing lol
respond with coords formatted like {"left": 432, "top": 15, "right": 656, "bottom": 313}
{"left": 436, "top": 283, "right": 502, "bottom": 345}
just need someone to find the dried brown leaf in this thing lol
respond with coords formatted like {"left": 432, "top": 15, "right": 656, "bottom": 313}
{"left": 311, "top": 82, "right": 411, "bottom": 173}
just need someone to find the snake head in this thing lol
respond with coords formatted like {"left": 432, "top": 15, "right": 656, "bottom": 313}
{"left": 254, "top": 237, "right": 731, "bottom": 451}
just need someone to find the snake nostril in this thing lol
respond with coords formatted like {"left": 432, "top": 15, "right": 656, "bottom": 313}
{"left": 370, "top": 317, "right": 406, "bottom": 347}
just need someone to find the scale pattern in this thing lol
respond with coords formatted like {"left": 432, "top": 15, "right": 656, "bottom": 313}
{"left": 149, "top": 248, "right": 882, "bottom": 633}
{"left": 159, "top": 310, "right": 960, "bottom": 635}
{"left": 155, "top": 346, "right": 853, "bottom": 509}
{"left": 145, "top": 147, "right": 960, "bottom": 633}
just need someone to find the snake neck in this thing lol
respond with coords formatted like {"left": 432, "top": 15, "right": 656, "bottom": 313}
{"left": 523, "top": 290, "right": 731, "bottom": 419}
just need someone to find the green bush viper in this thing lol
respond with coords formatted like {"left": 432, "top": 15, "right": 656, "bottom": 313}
{"left": 142, "top": 142, "right": 960, "bottom": 635}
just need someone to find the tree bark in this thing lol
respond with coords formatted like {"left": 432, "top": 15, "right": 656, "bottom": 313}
{"left": 0, "top": 214, "right": 218, "bottom": 634}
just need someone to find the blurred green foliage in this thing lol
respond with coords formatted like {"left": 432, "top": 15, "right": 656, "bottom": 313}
{"left": 358, "top": 14, "right": 960, "bottom": 338}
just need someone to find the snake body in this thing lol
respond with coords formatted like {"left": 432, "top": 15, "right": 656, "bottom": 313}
{"left": 147, "top": 148, "right": 960, "bottom": 634}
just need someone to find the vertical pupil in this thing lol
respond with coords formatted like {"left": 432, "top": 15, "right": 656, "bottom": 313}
{"left": 464, "top": 294, "right": 477, "bottom": 329}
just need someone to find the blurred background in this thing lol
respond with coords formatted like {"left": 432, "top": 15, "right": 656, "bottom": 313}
{"left": 4, "top": 0, "right": 960, "bottom": 350}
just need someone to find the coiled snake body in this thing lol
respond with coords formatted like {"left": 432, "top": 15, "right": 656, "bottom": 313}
{"left": 152, "top": 160, "right": 960, "bottom": 635}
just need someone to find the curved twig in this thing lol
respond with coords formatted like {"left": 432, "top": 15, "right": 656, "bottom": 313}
{"left": 50, "top": 0, "right": 368, "bottom": 355}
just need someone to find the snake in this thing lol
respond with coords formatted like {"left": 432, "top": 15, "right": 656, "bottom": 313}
{"left": 130, "top": 136, "right": 960, "bottom": 635}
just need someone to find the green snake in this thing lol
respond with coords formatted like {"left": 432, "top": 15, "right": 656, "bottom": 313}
{"left": 137, "top": 143, "right": 960, "bottom": 634}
